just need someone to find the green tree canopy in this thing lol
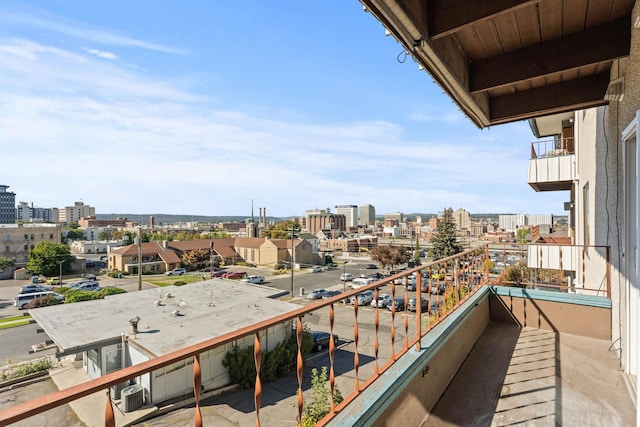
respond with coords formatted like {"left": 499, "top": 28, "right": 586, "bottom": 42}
{"left": 65, "top": 229, "right": 86, "bottom": 240}
{"left": 430, "top": 208, "right": 463, "bottom": 260}
{"left": 260, "top": 221, "right": 300, "bottom": 239}
{"left": 27, "top": 242, "right": 74, "bottom": 277}
{"left": 0, "top": 256, "right": 14, "bottom": 271}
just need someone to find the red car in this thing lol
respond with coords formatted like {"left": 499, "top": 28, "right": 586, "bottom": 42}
{"left": 221, "top": 271, "right": 246, "bottom": 279}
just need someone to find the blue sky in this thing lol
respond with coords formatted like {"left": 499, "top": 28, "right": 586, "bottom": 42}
{"left": 0, "top": 1, "right": 568, "bottom": 218}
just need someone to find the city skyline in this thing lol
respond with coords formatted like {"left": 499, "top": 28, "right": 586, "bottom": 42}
{"left": 1, "top": 2, "right": 568, "bottom": 217}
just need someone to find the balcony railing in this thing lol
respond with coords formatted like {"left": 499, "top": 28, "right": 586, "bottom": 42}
{"left": 488, "top": 243, "right": 610, "bottom": 298}
{"left": 530, "top": 137, "right": 574, "bottom": 158}
{"left": 0, "top": 246, "right": 490, "bottom": 426}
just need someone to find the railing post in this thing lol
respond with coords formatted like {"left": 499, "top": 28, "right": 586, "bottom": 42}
{"left": 373, "top": 287, "right": 380, "bottom": 375}
{"left": 193, "top": 355, "right": 203, "bottom": 427}
{"left": 296, "top": 317, "right": 303, "bottom": 424}
{"left": 329, "top": 303, "right": 336, "bottom": 415}
{"left": 105, "top": 389, "right": 115, "bottom": 427}
{"left": 254, "top": 333, "right": 262, "bottom": 427}
{"left": 353, "top": 297, "right": 360, "bottom": 391}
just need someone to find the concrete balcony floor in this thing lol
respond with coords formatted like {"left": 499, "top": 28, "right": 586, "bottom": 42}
{"left": 423, "top": 323, "right": 636, "bottom": 426}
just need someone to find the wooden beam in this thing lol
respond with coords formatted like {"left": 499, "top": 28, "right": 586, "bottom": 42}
{"left": 428, "top": 0, "right": 536, "bottom": 39}
{"left": 471, "top": 16, "right": 631, "bottom": 92}
{"left": 489, "top": 72, "right": 611, "bottom": 125}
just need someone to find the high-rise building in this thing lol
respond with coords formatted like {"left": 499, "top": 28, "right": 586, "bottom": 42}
{"left": 0, "top": 185, "right": 16, "bottom": 224}
{"left": 335, "top": 205, "right": 358, "bottom": 228}
{"left": 58, "top": 201, "right": 96, "bottom": 224}
{"left": 453, "top": 208, "right": 471, "bottom": 230}
{"left": 306, "top": 209, "right": 346, "bottom": 235}
{"left": 358, "top": 204, "right": 376, "bottom": 226}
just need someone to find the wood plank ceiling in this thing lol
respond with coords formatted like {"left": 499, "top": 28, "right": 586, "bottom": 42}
{"left": 360, "top": 0, "right": 635, "bottom": 128}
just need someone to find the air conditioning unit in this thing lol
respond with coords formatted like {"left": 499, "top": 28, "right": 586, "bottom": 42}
{"left": 110, "top": 381, "right": 129, "bottom": 401}
{"left": 120, "top": 384, "right": 144, "bottom": 413}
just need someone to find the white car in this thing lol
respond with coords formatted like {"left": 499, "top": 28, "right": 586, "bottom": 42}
{"left": 350, "top": 290, "right": 374, "bottom": 306}
{"left": 308, "top": 266, "right": 323, "bottom": 273}
{"left": 166, "top": 268, "right": 186, "bottom": 276}
{"left": 241, "top": 275, "right": 265, "bottom": 284}
{"left": 371, "top": 294, "right": 392, "bottom": 309}
{"left": 340, "top": 273, "right": 354, "bottom": 282}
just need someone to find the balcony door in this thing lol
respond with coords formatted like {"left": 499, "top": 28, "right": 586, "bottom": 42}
{"left": 622, "top": 113, "right": 639, "bottom": 377}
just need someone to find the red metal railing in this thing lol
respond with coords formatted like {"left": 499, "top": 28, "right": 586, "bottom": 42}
{"left": 0, "top": 246, "right": 490, "bottom": 427}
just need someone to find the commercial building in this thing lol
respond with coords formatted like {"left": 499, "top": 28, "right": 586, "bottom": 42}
{"left": 58, "top": 201, "right": 95, "bottom": 224}
{"left": 335, "top": 205, "right": 358, "bottom": 228}
{"left": 358, "top": 204, "right": 376, "bottom": 226}
{"left": 0, "top": 185, "right": 16, "bottom": 224}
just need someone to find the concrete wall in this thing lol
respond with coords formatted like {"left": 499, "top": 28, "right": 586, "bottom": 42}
{"left": 489, "top": 288, "right": 611, "bottom": 341}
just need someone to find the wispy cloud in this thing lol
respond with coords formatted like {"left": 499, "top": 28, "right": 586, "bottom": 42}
{"left": 83, "top": 47, "right": 118, "bottom": 60}
{"left": 2, "top": 11, "right": 185, "bottom": 55}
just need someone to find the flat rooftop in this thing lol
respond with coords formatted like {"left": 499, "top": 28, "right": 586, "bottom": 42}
{"left": 30, "top": 280, "right": 296, "bottom": 357}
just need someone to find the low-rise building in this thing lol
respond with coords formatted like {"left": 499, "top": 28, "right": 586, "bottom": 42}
{"left": 29, "top": 281, "right": 296, "bottom": 405}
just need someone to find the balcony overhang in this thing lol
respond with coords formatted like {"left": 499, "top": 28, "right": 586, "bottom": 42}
{"left": 360, "top": 0, "right": 634, "bottom": 128}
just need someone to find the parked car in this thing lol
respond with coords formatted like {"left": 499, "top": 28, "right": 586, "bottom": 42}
{"left": 308, "top": 266, "right": 323, "bottom": 273}
{"left": 15, "top": 291, "right": 64, "bottom": 309}
{"left": 431, "top": 282, "right": 446, "bottom": 295}
{"left": 365, "top": 263, "right": 378, "bottom": 269}
{"left": 85, "top": 274, "right": 97, "bottom": 281}
{"left": 349, "top": 290, "right": 374, "bottom": 306}
{"left": 19, "top": 284, "right": 52, "bottom": 294}
{"left": 69, "top": 281, "right": 102, "bottom": 292}
{"left": 351, "top": 277, "right": 376, "bottom": 289}
{"left": 211, "top": 269, "right": 228, "bottom": 277}
{"left": 367, "top": 272, "right": 385, "bottom": 279}
{"left": 387, "top": 298, "right": 406, "bottom": 311}
{"left": 166, "top": 268, "right": 187, "bottom": 276}
{"left": 241, "top": 275, "right": 265, "bottom": 284}
{"left": 311, "top": 331, "right": 339, "bottom": 352}
{"left": 46, "top": 277, "right": 62, "bottom": 286}
{"left": 322, "top": 290, "right": 342, "bottom": 299}
{"left": 407, "top": 297, "right": 429, "bottom": 312}
{"left": 307, "top": 289, "right": 327, "bottom": 300}
{"left": 326, "top": 263, "right": 338, "bottom": 270}
{"left": 221, "top": 271, "right": 246, "bottom": 279}
{"left": 340, "top": 273, "right": 354, "bottom": 282}
{"left": 371, "top": 293, "right": 392, "bottom": 308}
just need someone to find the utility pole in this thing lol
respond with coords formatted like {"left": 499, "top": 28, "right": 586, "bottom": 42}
{"left": 210, "top": 241, "right": 215, "bottom": 279}
{"left": 137, "top": 226, "right": 142, "bottom": 291}
{"left": 290, "top": 225, "right": 295, "bottom": 297}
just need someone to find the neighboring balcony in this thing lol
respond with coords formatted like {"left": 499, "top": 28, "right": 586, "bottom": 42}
{"left": 528, "top": 138, "right": 576, "bottom": 192}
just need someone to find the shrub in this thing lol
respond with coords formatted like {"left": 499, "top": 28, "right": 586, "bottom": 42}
{"left": 64, "top": 290, "right": 100, "bottom": 303}
{"left": 300, "top": 366, "right": 344, "bottom": 427}
{"left": 274, "top": 264, "right": 284, "bottom": 270}
{"left": 222, "top": 330, "right": 312, "bottom": 389}
{"left": 173, "top": 281, "right": 187, "bottom": 286}
{"left": 97, "top": 287, "right": 127, "bottom": 297}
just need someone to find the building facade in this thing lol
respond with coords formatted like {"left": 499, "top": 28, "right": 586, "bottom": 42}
{"left": 358, "top": 204, "right": 376, "bottom": 226}
{"left": 335, "top": 205, "right": 358, "bottom": 228}
{"left": 59, "top": 201, "right": 95, "bottom": 224}
{"left": 0, "top": 185, "right": 16, "bottom": 224}
{"left": 0, "top": 223, "right": 61, "bottom": 265}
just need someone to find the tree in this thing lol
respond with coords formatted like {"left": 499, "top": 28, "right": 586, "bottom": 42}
{"left": 430, "top": 208, "right": 463, "bottom": 260}
{"left": 413, "top": 234, "right": 422, "bottom": 265}
{"left": 27, "top": 242, "right": 74, "bottom": 277}
{"left": 370, "top": 244, "right": 411, "bottom": 270}
{"left": 182, "top": 248, "right": 210, "bottom": 270}
{"left": 0, "top": 257, "right": 14, "bottom": 271}
{"left": 65, "top": 229, "right": 86, "bottom": 240}
{"left": 516, "top": 228, "right": 531, "bottom": 243}
{"left": 260, "top": 221, "right": 300, "bottom": 239}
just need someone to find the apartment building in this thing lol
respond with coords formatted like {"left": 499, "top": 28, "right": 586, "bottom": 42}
{"left": 335, "top": 205, "right": 358, "bottom": 228}
{"left": 0, "top": 223, "right": 61, "bottom": 265}
{"left": 358, "top": 204, "right": 376, "bottom": 226}
{"left": 58, "top": 201, "right": 95, "bottom": 224}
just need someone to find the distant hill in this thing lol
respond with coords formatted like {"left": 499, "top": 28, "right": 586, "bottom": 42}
{"left": 96, "top": 213, "right": 260, "bottom": 225}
